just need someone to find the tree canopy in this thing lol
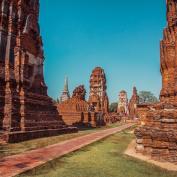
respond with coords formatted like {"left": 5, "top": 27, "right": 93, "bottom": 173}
{"left": 109, "top": 102, "right": 118, "bottom": 112}
{"left": 138, "top": 91, "right": 159, "bottom": 104}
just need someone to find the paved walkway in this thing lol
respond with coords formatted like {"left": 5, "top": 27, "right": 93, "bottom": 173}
{"left": 0, "top": 123, "right": 135, "bottom": 177}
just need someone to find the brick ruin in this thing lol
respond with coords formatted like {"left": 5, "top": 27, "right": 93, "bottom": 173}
{"left": 58, "top": 67, "right": 111, "bottom": 127}
{"left": 136, "top": 104, "right": 150, "bottom": 124}
{"left": 72, "top": 85, "right": 86, "bottom": 101}
{"left": 129, "top": 87, "right": 139, "bottom": 119}
{"left": 0, "top": 0, "right": 77, "bottom": 143}
{"left": 58, "top": 85, "right": 98, "bottom": 127}
{"left": 88, "top": 67, "right": 109, "bottom": 113}
{"left": 117, "top": 90, "right": 129, "bottom": 116}
{"left": 135, "top": 0, "right": 177, "bottom": 163}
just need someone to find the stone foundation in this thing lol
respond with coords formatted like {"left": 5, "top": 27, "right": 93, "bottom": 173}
{"left": 135, "top": 105, "right": 177, "bottom": 163}
{"left": 1, "top": 127, "right": 78, "bottom": 143}
{"left": 20, "top": 93, "right": 65, "bottom": 131}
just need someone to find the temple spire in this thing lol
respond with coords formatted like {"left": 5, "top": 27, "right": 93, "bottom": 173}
{"left": 64, "top": 77, "right": 69, "bottom": 92}
{"left": 166, "top": 0, "right": 177, "bottom": 26}
{"left": 60, "top": 76, "right": 70, "bottom": 102}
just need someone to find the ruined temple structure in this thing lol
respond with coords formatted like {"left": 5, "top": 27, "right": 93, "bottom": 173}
{"left": 104, "top": 112, "right": 121, "bottom": 124}
{"left": 136, "top": 104, "right": 150, "bottom": 125}
{"left": 135, "top": 0, "right": 177, "bottom": 163}
{"left": 58, "top": 85, "right": 98, "bottom": 127}
{"left": 129, "top": 87, "right": 139, "bottom": 119}
{"left": 60, "top": 77, "right": 70, "bottom": 102}
{"left": 88, "top": 67, "right": 109, "bottom": 113}
{"left": 0, "top": 0, "right": 77, "bottom": 143}
{"left": 117, "top": 90, "right": 129, "bottom": 116}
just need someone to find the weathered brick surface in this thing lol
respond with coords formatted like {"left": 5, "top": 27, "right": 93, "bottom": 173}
{"left": 88, "top": 67, "right": 109, "bottom": 113}
{"left": 58, "top": 85, "right": 99, "bottom": 127}
{"left": 136, "top": 104, "right": 151, "bottom": 125}
{"left": 104, "top": 113, "right": 121, "bottom": 124}
{"left": 0, "top": 61, "right": 5, "bottom": 130}
{"left": 58, "top": 85, "right": 107, "bottom": 127}
{"left": 129, "top": 87, "right": 139, "bottom": 119}
{"left": 135, "top": 0, "right": 177, "bottom": 163}
{"left": 0, "top": 0, "right": 77, "bottom": 143}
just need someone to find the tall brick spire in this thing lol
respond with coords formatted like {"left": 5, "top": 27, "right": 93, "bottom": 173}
{"left": 135, "top": 0, "right": 177, "bottom": 163}
{"left": 160, "top": 0, "right": 177, "bottom": 103}
{"left": 88, "top": 67, "right": 109, "bottom": 113}
{"left": 166, "top": 0, "right": 177, "bottom": 27}
{"left": 0, "top": 0, "right": 77, "bottom": 143}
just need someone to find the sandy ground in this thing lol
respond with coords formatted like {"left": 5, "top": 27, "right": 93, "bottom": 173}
{"left": 124, "top": 140, "right": 177, "bottom": 171}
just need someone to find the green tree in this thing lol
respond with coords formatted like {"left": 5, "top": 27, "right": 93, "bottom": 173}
{"left": 139, "top": 91, "right": 159, "bottom": 104}
{"left": 109, "top": 102, "right": 118, "bottom": 112}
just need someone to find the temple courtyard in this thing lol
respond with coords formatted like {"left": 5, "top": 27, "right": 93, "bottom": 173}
{"left": 0, "top": 0, "right": 177, "bottom": 176}
{"left": 16, "top": 125, "right": 177, "bottom": 177}
{"left": 0, "top": 123, "right": 176, "bottom": 177}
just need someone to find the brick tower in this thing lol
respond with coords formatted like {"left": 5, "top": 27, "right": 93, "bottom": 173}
{"left": 0, "top": 0, "right": 77, "bottom": 143}
{"left": 135, "top": 0, "right": 177, "bottom": 163}
{"left": 88, "top": 67, "right": 109, "bottom": 113}
{"left": 117, "top": 90, "right": 129, "bottom": 116}
{"left": 129, "top": 87, "right": 139, "bottom": 119}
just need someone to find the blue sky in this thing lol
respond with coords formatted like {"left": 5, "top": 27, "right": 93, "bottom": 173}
{"left": 39, "top": 0, "right": 166, "bottom": 103}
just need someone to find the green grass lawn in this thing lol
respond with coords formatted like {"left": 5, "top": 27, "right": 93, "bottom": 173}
{"left": 0, "top": 122, "right": 124, "bottom": 158}
{"left": 16, "top": 129, "right": 177, "bottom": 177}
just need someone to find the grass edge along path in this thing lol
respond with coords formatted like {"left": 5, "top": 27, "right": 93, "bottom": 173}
{"left": 0, "top": 122, "right": 125, "bottom": 158}
{"left": 125, "top": 140, "right": 177, "bottom": 171}
{"left": 0, "top": 123, "right": 135, "bottom": 177}
{"left": 17, "top": 127, "right": 177, "bottom": 177}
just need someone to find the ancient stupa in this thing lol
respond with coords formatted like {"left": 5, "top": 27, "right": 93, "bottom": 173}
{"left": 0, "top": 0, "right": 77, "bottom": 143}
{"left": 135, "top": 0, "right": 177, "bottom": 163}
{"left": 88, "top": 67, "right": 109, "bottom": 113}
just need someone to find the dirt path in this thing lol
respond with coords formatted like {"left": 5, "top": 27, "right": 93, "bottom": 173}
{"left": 0, "top": 123, "right": 135, "bottom": 177}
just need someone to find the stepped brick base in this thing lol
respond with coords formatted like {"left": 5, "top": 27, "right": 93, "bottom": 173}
{"left": 1, "top": 127, "right": 78, "bottom": 143}
{"left": 135, "top": 104, "right": 177, "bottom": 163}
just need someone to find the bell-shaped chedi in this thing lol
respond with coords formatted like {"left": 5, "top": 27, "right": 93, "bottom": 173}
{"left": 135, "top": 0, "right": 177, "bottom": 163}
{"left": 60, "top": 77, "right": 70, "bottom": 102}
{"left": 88, "top": 67, "right": 109, "bottom": 113}
{"left": 129, "top": 87, "right": 139, "bottom": 119}
{"left": 0, "top": 0, "right": 77, "bottom": 143}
